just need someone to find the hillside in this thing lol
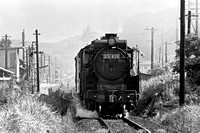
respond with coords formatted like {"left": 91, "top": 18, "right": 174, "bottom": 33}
{"left": 120, "top": 6, "right": 178, "bottom": 62}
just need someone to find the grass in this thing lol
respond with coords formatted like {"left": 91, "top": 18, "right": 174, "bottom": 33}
{"left": 159, "top": 105, "right": 200, "bottom": 133}
{"left": 0, "top": 85, "right": 75, "bottom": 133}
{"left": 2, "top": 74, "right": 200, "bottom": 133}
{"left": 133, "top": 70, "right": 200, "bottom": 132}
{"left": 38, "top": 89, "right": 72, "bottom": 116}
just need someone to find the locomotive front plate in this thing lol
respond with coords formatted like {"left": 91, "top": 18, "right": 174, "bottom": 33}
{"left": 103, "top": 54, "right": 120, "bottom": 59}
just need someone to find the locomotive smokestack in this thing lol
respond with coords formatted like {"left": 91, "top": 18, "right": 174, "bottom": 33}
{"left": 105, "top": 33, "right": 117, "bottom": 39}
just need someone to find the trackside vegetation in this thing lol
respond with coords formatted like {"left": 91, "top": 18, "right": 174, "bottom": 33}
{"left": 132, "top": 61, "right": 200, "bottom": 132}
{"left": 0, "top": 85, "right": 75, "bottom": 133}
{"left": 1, "top": 63, "right": 200, "bottom": 132}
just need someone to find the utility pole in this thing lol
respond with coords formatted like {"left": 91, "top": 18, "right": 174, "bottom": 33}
{"left": 161, "top": 31, "right": 164, "bottom": 67}
{"left": 48, "top": 55, "right": 51, "bottom": 83}
{"left": 40, "top": 53, "right": 43, "bottom": 82}
{"left": 31, "top": 41, "right": 35, "bottom": 94}
{"left": 22, "top": 29, "right": 25, "bottom": 61}
{"left": 28, "top": 46, "right": 31, "bottom": 78}
{"left": 33, "top": 29, "right": 40, "bottom": 92}
{"left": 55, "top": 57, "right": 57, "bottom": 83}
{"left": 40, "top": 52, "right": 45, "bottom": 82}
{"left": 162, "top": 41, "right": 172, "bottom": 64}
{"left": 196, "top": 0, "right": 198, "bottom": 36}
{"left": 44, "top": 54, "right": 46, "bottom": 74}
{"left": 26, "top": 46, "right": 29, "bottom": 80}
{"left": 44, "top": 54, "right": 46, "bottom": 82}
{"left": 175, "top": 17, "right": 180, "bottom": 50}
{"left": 187, "top": 0, "right": 199, "bottom": 36}
{"left": 159, "top": 46, "right": 161, "bottom": 64}
{"left": 187, "top": 11, "right": 192, "bottom": 34}
{"left": 146, "top": 27, "right": 158, "bottom": 69}
{"left": 180, "top": 0, "right": 185, "bottom": 106}
{"left": 2, "top": 34, "right": 11, "bottom": 69}
{"left": 40, "top": 53, "right": 43, "bottom": 67}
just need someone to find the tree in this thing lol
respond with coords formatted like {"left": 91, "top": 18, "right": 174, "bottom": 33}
{"left": 0, "top": 38, "right": 11, "bottom": 48}
{"left": 173, "top": 34, "right": 200, "bottom": 86}
{"left": 148, "top": 63, "right": 171, "bottom": 77}
{"left": 80, "top": 25, "right": 99, "bottom": 43}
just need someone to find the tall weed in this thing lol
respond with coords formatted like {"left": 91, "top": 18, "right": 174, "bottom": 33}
{"left": 134, "top": 72, "right": 179, "bottom": 115}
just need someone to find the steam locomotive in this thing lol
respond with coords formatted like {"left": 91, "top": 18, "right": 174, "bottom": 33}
{"left": 74, "top": 34, "right": 140, "bottom": 117}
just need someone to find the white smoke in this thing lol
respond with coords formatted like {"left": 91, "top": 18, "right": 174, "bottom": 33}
{"left": 117, "top": 24, "right": 124, "bottom": 34}
{"left": 75, "top": 103, "right": 99, "bottom": 118}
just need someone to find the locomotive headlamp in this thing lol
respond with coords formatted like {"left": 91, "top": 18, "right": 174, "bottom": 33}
{"left": 108, "top": 37, "right": 116, "bottom": 46}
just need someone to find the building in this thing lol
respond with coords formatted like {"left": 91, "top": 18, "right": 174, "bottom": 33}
{"left": 0, "top": 66, "right": 14, "bottom": 88}
{"left": 0, "top": 47, "right": 25, "bottom": 82}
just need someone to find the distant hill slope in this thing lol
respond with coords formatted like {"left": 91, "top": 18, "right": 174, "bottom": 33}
{"left": 120, "top": 6, "right": 178, "bottom": 62}
{"left": 11, "top": 33, "right": 99, "bottom": 74}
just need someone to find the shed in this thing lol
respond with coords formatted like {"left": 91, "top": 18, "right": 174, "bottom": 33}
{"left": 0, "top": 67, "right": 14, "bottom": 88}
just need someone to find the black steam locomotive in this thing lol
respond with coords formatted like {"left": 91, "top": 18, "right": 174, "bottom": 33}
{"left": 74, "top": 34, "right": 140, "bottom": 117}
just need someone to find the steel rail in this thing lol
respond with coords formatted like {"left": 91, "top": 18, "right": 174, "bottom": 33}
{"left": 121, "top": 117, "right": 151, "bottom": 133}
{"left": 96, "top": 117, "right": 111, "bottom": 133}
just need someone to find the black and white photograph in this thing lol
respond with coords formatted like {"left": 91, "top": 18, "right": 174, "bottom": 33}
{"left": 1, "top": 0, "right": 200, "bottom": 132}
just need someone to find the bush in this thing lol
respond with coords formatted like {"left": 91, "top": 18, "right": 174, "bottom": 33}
{"left": 134, "top": 72, "right": 179, "bottom": 116}
{"left": 173, "top": 34, "right": 200, "bottom": 86}
{"left": 38, "top": 89, "right": 72, "bottom": 116}
{"left": 148, "top": 63, "right": 171, "bottom": 77}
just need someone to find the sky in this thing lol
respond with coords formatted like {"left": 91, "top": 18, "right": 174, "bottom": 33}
{"left": 0, "top": 0, "right": 179, "bottom": 43}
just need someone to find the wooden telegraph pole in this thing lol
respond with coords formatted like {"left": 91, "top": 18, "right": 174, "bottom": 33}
{"left": 196, "top": 0, "right": 198, "bottom": 36}
{"left": 159, "top": 46, "right": 161, "bottom": 64}
{"left": 146, "top": 27, "right": 158, "bottom": 69}
{"left": 162, "top": 41, "right": 171, "bottom": 64}
{"left": 180, "top": 0, "right": 185, "bottom": 106}
{"left": 22, "top": 30, "right": 25, "bottom": 61}
{"left": 48, "top": 55, "right": 51, "bottom": 83}
{"left": 33, "top": 30, "right": 40, "bottom": 92}
{"left": 187, "top": 11, "right": 191, "bottom": 35}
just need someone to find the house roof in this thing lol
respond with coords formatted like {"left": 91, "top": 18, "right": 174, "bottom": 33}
{"left": 0, "top": 77, "right": 11, "bottom": 81}
{"left": 0, "top": 67, "right": 14, "bottom": 74}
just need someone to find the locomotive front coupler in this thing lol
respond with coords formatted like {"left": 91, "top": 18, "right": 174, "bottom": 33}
{"left": 108, "top": 91, "right": 117, "bottom": 103}
{"left": 109, "top": 96, "right": 122, "bottom": 109}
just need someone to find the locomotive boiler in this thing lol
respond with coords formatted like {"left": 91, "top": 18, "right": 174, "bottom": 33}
{"left": 74, "top": 34, "right": 140, "bottom": 117}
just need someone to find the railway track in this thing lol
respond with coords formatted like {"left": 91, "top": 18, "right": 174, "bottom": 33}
{"left": 96, "top": 117, "right": 109, "bottom": 130}
{"left": 96, "top": 117, "right": 151, "bottom": 133}
{"left": 121, "top": 117, "right": 151, "bottom": 133}
{"left": 95, "top": 117, "right": 110, "bottom": 133}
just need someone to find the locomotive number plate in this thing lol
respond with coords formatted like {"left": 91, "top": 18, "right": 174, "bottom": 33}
{"left": 103, "top": 54, "right": 120, "bottom": 59}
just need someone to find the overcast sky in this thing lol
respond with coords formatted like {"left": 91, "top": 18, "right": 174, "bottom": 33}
{"left": 0, "top": 0, "right": 179, "bottom": 42}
